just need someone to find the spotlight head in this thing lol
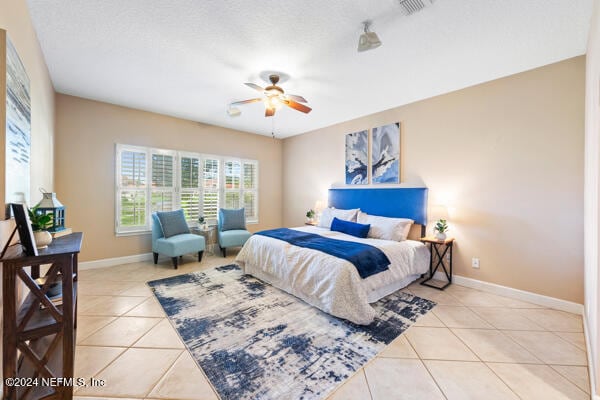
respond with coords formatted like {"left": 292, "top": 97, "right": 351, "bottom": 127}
{"left": 357, "top": 21, "right": 382, "bottom": 52}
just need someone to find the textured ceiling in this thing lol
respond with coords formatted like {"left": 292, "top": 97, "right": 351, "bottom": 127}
{"left": 27, "top": 0, "right": 592, "bottom": 138}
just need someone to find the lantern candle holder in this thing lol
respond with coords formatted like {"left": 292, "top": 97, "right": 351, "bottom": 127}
{"left": 35, "top": 192, "right": 66, "bottom": 233}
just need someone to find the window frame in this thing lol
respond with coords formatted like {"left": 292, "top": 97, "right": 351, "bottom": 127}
{"left": 115, "top": 144, "right": 259, "bottom": 235}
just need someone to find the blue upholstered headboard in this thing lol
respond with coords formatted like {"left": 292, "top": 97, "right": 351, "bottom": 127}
{"left": 328, "top": 188, "right": 428, "bottom": 226}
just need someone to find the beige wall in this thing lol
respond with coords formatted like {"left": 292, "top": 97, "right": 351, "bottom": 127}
{"left": 0, "top": 0, "right": 55, "bottom": 211}
{"left": 584, "top": 0, "right": 600, "bottom": 395}
{"left": 283, "top": 56, "right": 585, "bottom": 304}
{"left": 55, "top": 94, "right": 283, "bottom": 261}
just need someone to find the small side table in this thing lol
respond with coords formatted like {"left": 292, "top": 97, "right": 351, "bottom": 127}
{"left": 192, "top": 226, "right": 217, "bottom": 256}
{"left": 420, "top": 236, "right": 455, "bottom": 290}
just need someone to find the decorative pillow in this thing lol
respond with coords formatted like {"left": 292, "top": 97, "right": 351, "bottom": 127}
{"left": 156, "top": 209, "right": 190, "bottom": 238}
{"left": 357, "top": 211, "right": 414, "bottom": 241}
{"left": 219, "top": 208, "right": 246, "bottom": 231}
{"left": 331, "top": 217, "right": 370, "bottom": 239}
{"left": 318, "top": 207, "right": 359, "bottom": 229}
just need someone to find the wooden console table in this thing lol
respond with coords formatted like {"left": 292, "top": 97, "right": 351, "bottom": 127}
{"left": 2, "top": 232, "right": 83, "bottom": 400}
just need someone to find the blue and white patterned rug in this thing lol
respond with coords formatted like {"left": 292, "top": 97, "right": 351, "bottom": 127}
{"left": 148, "top": 265, "right": 435, "bottom": 400}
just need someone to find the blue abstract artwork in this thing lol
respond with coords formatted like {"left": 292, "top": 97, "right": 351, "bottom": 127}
{"left": 372, "top": 123, "right": 400, "bottom": 184}
{"left": 148, "top": 265, "right": 436, "bottom": 400}
{"left": 345, "top": 129, "right": 368, "bottom": 184}
{"left": 5, "top": 37, "right": 31, "bottom": 204}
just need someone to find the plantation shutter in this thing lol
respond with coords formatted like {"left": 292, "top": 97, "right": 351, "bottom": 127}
{"left": 223, "top": 160, "right": 241, "bottom": 209}
{"left": 202, "top": 158, "right": 220, "bottom": 221}
{"left": 180, "top": 155, "right": 201, "bottom": 223}
{"left": 116, "top": 145, "right": 148, "bottom": 232}
{"left": 242, "top": 161, "right": 259, "bottom": 222}
{"left": 150, "top": 151, "right": 175, "bottom": 213}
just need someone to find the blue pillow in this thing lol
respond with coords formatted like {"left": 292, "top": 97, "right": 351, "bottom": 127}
{"left": 219, "top": 208, "right": 246, "bottom": 231}
{"left": 330, "top": 217, "right": 370, "bottom": 239}
{"left": 156, "top": 209, "right": 190, "bottom": 238}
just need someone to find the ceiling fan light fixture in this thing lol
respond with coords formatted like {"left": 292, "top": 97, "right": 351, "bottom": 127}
{"left": 227, "top": 106, "right": 241, "bottom": 117}
{"left": 358, "top": 21, "right": 382, "bottom": 52}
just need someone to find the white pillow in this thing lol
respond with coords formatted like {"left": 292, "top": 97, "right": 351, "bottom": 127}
{"left": 318, "top": 208, "right": 359, "bottom": 229}
{"left": 357, "top": 211, "right": 414, "bottom": 241}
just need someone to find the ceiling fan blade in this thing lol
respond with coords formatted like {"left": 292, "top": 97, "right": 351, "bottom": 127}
{"left": 245, "top": 82, "right": 265, "bottom": 92}
{"left": 230, "top": 98, "right": 262, "bottom": 106}
{"left": 284, "top": 99, "right": 312, "bottom": 114}
{"left": 265, "top": 107, "right": 275, "bottom": 117}
{"left": 287, "top": 94, "right": 308, "bottom": 103}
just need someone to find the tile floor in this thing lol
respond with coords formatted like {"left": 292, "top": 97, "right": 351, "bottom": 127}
{"left": 72, "top": 253, "right": 591, "bottom": 400}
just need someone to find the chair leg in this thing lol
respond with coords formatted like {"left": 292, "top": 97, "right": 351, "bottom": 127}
{"left": 153, "top": 252, "right": 158, "bottom": 264}
{"left": 171, "top": 257, "right": 178, "bottom": 269}
{"left": 198, "top": 251, "right": 204, "bottom": 262}
{"left": 222, "top": 247, "right": 226, "bottom": 257}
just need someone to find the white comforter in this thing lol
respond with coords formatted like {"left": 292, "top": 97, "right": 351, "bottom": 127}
{"left": 235, "top": 226, "right": 429, "bottom": 325}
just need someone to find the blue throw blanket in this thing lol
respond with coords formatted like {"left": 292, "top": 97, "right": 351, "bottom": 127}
{"left": 255, "top": 228, "right": 390, "bottom": 279}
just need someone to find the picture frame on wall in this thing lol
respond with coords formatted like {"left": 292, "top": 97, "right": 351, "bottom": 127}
{"left": 371, "top": 122, "right": 400, "bottom": 184}
{"left": 345, "top": 129, "right": 369, "bottom": 185}
{"left": 5, "top": 36, "right": 32, "bottom": 205}
{"left": 11, "top": 203, "right": 38, "bottom": 256}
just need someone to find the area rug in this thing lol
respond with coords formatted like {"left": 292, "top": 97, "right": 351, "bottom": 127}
{"left": 147, "top": 265, "right": 436, "bottom": 400}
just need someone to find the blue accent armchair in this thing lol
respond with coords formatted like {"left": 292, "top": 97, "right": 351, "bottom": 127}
{"left": 152, "top": 213, "right": 205, "bottom": 269}
{"left": 217, "top": 208, "right": 251, "bottom": 257}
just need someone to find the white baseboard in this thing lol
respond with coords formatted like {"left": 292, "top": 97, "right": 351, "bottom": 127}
{"left": 79, "top": 252, "right": 154, "bottom": 270}
{"left": 584, "top": 313, "right": 599, "bottom": 399}
{"left": 433, "top": 272, "right": 584, "bottom": 315}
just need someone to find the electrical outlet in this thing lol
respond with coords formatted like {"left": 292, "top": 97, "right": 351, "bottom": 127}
{"left": 472, "top": 257, "right": 480, "bottom": 269}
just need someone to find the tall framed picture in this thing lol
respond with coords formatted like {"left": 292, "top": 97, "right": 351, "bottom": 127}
{"left": 371, "top": 123, "right": 400, "bottom": 184}
{"left": 11, "top": 203, "right": 37, "bottom": 256}
{"left": 345, "top": 130, "right": 368, "bottom": 185}
{"left": 5, "top": 36, "right": 31, "bottom": 204}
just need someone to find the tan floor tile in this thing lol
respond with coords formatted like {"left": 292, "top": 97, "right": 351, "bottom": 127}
{"left": 551, "top": 365, "right": 590, "bottom": 395}
{"left": 431, "top": 305, "right": 493, "bottom": 329}
{"left": 328, "top": 369, "right": 372, "bottom": 400}
{"left": 444, "top": 290, "right": 512, "bottom": 307}
{"left": 517, "top": 309, "right": 583, "bottom": 332}
{"left": 77, "top": 348, "right": 182, "bottom": 398}
{"left": 451, "top": 328, "right": 541, "bottom": 363}
{"left": 118, "top": 282, "right": 153, "bottom": 297}
{"left": 553, "top": 332, "right": 587, "bottom": 351}
{"left": 78, "top": 281, "right": 136, "bottom": 296}
{"left": 378, "top": 334, "right": 418, "bottom": 359}
{"left": 148, "top": 351, "right": 218, "bottom": 399}
{"left": 133, "top": 319, "right": 185, "bottom": 349}
{"left": 364, "top": 358, "right": 445, "bottom": 400}
{"left": 488, "top": 363, "right": 589, "bottom": 400}
{"left": 124, "top": 297, "right": 166, "bottom": 317}
{"left": 424, "top": 360, "right": 519, "bottom": 400}
{"left": 78, "top": 295, "right": 147, "bottom": 316}
{"left": 504, "top": 331, "right": 587, "bottom": 365}
{"left": 75, "top": 346, "right": 126, "bottom": 379}
{"left": 74, "top": 397, "right": 139, "bottom": 400}
{"left": 405, "top": 327, "right": 477, "bottom": 361}
{"left": 470, "top": 307, "right": 545, "bottom": 330}
{"left": 76, "top": 316, "right": 117, "bottom": 343}
{"left": 413, "top": 311, "right": 445, "bottom": 327}
{"left": 80, "top": 317, "right": 162, "bottom": 347}
{"left": 408, "top": 287, "right": 464, "bottom": 306}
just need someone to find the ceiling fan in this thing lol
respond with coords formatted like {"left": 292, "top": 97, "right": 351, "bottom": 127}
{"left": 230, "top": 74, "right": 312, "bottom": 117}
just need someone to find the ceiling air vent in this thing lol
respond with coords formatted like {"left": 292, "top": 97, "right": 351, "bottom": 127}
{"left": 398, "top": 0, "right": 435, "bottom": 15}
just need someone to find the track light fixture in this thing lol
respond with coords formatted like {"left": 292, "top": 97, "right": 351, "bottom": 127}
{"left": 357, "top": 20, "right": 382, "bottom": 52}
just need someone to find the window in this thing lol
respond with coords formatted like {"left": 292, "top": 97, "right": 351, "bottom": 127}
{"left": 115, "top": 144, "right": 258, "bottom": 234}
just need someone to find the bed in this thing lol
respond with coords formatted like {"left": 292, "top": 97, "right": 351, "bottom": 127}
{"left": 235, "top": 188, "right": 430, "bottom": 325}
